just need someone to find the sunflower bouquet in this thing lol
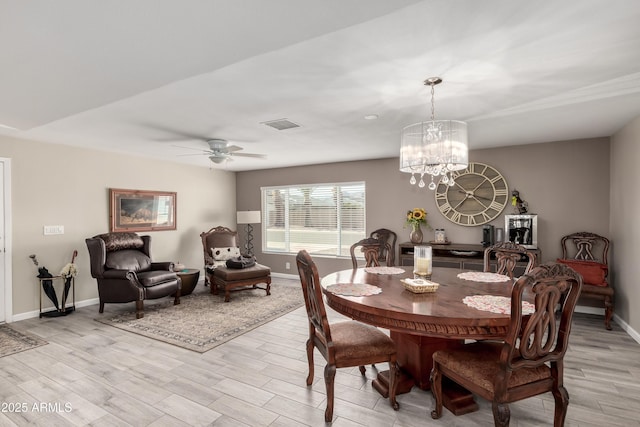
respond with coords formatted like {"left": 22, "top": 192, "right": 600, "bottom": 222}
{"left": 405, "top": 208, "right": 429, "bottom": 228}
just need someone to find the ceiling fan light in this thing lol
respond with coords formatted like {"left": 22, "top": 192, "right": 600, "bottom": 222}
{"left": 209, "top": 155, "right": 228, "bottom": 164}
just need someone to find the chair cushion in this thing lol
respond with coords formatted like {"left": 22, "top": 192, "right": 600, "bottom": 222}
{"left": 137, "top": 270, "right": 177, "bottom": 287}
{"left": 211, "top": 246, "right": 241, "bottom": 261}
{"left": 106, "top": 250, "right": 151, "bottom": 271}
{"left": 97, "top": 232, "right": 144, "bottom": 252}
{"left": 328, "top": 321, "right": 396, "bottom": 364}
{"left": 213, "top": 264, "right": 271, "bottom": 281}
{"left": 557, "top": 258, "right": 608, "bottom": 286}
{"left": 433, "top": 342, "right": 551, "bottom": 395}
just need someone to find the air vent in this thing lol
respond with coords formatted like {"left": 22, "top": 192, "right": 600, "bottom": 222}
{"left": 261, "top": 118, "right": 300, "bottom": 131}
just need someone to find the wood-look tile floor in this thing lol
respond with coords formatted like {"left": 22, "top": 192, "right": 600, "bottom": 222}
{"left": 2, "top": 288, "right": 639, "bottom": 426}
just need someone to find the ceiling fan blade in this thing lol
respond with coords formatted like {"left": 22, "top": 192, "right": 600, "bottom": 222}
{"left": 226, "top": 145, "right": 244, "bottom": 152}
{"left": 232, "top": 152, "right": 266, "bottom": 159}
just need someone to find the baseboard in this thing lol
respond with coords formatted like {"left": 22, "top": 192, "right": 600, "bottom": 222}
{"left": 271, "top": 272, "right": 299, "bottom": 280}
{"left": 10, "top": 298, "right": 100, "bottom": 322}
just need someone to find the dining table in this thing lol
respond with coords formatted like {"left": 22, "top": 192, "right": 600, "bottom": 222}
{"left": 321, "top": 265, "right": 524, "bottom": 415}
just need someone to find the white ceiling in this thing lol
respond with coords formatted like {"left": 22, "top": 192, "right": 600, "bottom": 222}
{"left": 2, "top": 0, "right": 640, "bottom": 171}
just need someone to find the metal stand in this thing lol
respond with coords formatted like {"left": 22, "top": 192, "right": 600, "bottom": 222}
{"left": 244, "top": 223, "right": 254, "bottom": 256}
{"left": 39, "top": 275, "right": 75, "bottom": 318}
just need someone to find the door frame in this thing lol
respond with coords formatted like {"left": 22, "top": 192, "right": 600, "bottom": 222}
{"left": 1, "top": 157, "right": 12, "bottom": 323}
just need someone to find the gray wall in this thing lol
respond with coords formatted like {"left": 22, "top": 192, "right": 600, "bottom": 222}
{"left": 237, "top": 137, "right": 610, "bottom": 277}
{"left": 1, "top": 136, "right": 236, "bottom": 319}
{"left": 610, "top": 116, "right": 640, "bottom": 332}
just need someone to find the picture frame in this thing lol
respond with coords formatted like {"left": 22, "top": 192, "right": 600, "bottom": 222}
{"left": 109, "top": 188, "right": 177, "bottom": 232}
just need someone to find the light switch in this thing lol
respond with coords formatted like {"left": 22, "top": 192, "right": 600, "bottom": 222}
{"left": 43, "top": 225, "right": 64, "bottom": 235}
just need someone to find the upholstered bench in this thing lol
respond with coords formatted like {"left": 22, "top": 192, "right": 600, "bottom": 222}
{"left": 211, "top": 264, "right": 271, "bottom": 302}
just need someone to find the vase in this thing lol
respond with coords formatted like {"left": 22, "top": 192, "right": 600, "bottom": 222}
{"left": 409, "top": 224, "right": 423, "bottom": 244}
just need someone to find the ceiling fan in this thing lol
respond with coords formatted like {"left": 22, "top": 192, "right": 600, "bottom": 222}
{"left": 176, "top": 139, "right": 266, "bottom": 164}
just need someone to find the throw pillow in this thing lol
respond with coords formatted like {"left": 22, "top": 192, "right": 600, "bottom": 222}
{"left": 211, "top": 246, "right": 241, "bottom": 261}
{"left": 556, "top": 258, "right": 608, "bottom": 286}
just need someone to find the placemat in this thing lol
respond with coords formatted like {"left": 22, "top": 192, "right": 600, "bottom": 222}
{"left": 326, "top": 283, "right": 382, "bottom": 296}
{"left": 364, "top": 266, "right": 405, "bottom": 275}
{"left": 463, "top": 295, "right": 535, "bottom": 315}
{"left": 457, "top": 271, "right": 511, "bottom": 282}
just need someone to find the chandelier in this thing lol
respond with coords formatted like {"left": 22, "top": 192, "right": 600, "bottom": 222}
{"left": 400, "top": 77, "right": 468, "bottom": 190}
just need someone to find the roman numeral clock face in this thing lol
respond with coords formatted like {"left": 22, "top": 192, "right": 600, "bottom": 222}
{"left": 435, "top": 162, "right": 509, "bottom": 226}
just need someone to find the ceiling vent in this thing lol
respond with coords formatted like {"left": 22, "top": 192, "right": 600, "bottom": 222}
{"left": 261, "top": 118, "right": 300, "bottom": 131}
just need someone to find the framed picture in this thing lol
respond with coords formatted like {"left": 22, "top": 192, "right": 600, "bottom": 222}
{"left": 109, "top": 188, "right": 177, "bottom": 232}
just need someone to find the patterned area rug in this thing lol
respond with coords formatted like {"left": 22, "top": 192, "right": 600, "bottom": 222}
{"left": 0, "top": 324, "right": 48, "bottom": 357}
{"left": 95, "top": 278, "right": 304, "bottom": 353}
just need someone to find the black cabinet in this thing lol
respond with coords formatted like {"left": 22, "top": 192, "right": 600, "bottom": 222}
{"left": 399, "top": 242, "right": 540, "bottom": 276}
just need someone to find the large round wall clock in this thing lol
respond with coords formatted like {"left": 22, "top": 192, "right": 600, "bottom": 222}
{"left": 435, "top": 162, "right": 508, "bottom": 226}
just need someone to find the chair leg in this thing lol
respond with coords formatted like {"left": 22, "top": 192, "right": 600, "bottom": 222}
{"left": 388, "top": 359, "right": 400, "bottom": 411}
{"left": 305, "top": 339, "right": 315, "bottom": 386}
{"left": 324, "top": 364, "right": 336, "bottom": 422}
{"left": 358, "top": 366, "right": 366, "bottom": 375}
{"left": 99, "top": 302, "right": 104, "bottom": 313}
{"left": 604, "top": 296, "right": 613, "bottom": 330}
{"left": 552, "top": 386, "right": 569, "bottom": 427}
{"left": 135, "top": 300, "right": 144, "bottom": 319}
{"left": 430, "top": 363, "right": 443, "bottom": 419}
{"left": 492, "top": 402, "right": 510, "bottom": 427}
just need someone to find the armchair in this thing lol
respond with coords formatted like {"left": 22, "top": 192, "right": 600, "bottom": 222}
{"left": 559, "top": 231, "right": 614, "bottom": 329}
{"left": 200, "top": 226, "right": 271, "bottom": 302}
{"left": 86, "top": 232, "right": 181, "bottom": 319}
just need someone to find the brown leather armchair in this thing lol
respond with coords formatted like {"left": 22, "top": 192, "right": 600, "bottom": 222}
{"left": 86, "top": 232, "right": 181, "bottom": 318}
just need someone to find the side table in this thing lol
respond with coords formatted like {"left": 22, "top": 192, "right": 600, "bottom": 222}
{"left": 175, "top": 268, "right": 200, "bottom": 296}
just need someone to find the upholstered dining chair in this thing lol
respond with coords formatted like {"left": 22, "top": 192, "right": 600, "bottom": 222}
{"left": 559, "top": 231, "right": 614, "bottom": 329}
{"left": 430, "top": 262, "right": 582, "bottom": 427}
{"left": 296, "top": 250, "right": 400, "bottom": 422}
{"left": 483, "top": 241, "right": 536, "bottom": 279}
{"left": 350, "top": 237, "right": 393, "bottom": 270}
{"left": 369, "top": 228, "right": 398, "bottom": 266}
{"left": 85, "top": 232, "right": 181, "bottom": 319}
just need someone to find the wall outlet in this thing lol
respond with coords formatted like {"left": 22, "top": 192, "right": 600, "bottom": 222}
{"left": 43, "top": 225, "right": 64, "bottom": 235}
{"left": 285, "top": 262, "right": 291, "bottom": 270}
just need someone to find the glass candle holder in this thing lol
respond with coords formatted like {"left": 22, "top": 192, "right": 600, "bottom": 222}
{"left": 413, "top": 245, "right": 432, "bottom": 279}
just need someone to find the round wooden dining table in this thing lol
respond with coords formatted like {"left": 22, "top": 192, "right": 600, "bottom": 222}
{"left": 321, "top": 266, "right": 518, "bottom": 415}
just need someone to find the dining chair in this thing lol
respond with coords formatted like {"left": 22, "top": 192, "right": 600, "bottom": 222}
{"left": 349, "top": 237, "right": 393, "bottom": 270}
{"left": 430, "top": 262, "right": 582, "bottom": 426}
{"left": 296, "top": 250, "right": 400, "bottom": 422}
{"left": 483, "top": 241, "right": 536, "bottom": 278}
{"left": 559, "top": 231, "right": 613, "bottom": 329}
{"left": 369, "top": 228, "right": 398, "bottom": 266}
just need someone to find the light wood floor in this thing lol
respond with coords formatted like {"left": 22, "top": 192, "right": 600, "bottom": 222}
{"left": 2, "top": 284, "right": 640, "bottom": 426}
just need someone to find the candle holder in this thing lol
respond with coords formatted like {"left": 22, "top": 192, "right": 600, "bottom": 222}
{"left": 413, "top": 245, "right": 432, "bottom": 280}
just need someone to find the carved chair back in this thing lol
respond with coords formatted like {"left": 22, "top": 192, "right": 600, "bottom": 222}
{"left": 350, "top": 237, "right": 393, "bottom": 269}
{"left": 484, "top": 241, "right": 536, "bottom": 278}
{"left": 369, "top": 228, "right": 397, "bottom": 266}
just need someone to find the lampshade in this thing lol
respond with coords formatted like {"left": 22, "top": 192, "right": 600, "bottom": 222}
{"left": 237, "top": 210, "right": 261, "bottom": 224}
{"left": 399, "top": 77, "right": 469, "bottom": 190}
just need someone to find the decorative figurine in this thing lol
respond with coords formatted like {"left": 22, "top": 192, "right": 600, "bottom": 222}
{"left": 511, "top": 189, "right": 528, "bottom": 214}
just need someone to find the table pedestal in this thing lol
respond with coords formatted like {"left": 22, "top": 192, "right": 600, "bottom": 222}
{"left": 371, "top": 331, "right": 479, "bottom": 416}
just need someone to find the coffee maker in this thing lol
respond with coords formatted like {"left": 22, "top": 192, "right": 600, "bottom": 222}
{"left": 481, "top": 224, "right": 495, "bottom": 247}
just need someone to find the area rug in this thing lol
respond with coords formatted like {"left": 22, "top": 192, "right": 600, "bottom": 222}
{"left": 0, "top": 324, "right": 48, "bottom": 357}
{"left": 95, "top": 278, "right": 304, "bottom": 353}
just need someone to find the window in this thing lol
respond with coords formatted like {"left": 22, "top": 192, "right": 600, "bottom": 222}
{"left": 262, "top": 182, "right": 366, "bottom": 257}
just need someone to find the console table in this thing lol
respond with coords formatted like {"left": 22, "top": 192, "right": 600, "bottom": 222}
{"left": 399, "top": 242, "right": 540, "bottom": 276}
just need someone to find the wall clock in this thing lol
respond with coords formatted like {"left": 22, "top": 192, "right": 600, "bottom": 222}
{"left": 435, "top": 162, "right": 508, "bottom": 226}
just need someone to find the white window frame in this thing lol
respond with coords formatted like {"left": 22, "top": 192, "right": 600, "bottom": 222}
{"left": 261, "top": 182, "right": 366, "bottom": 257}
